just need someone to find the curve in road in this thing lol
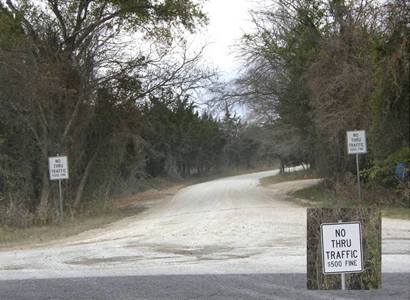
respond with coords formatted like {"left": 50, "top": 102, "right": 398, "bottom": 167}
{"left": 0, "top": 170, "right": 408, "bottom": 281}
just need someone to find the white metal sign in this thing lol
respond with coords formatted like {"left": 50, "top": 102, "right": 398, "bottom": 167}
{"left": 347, "top": 130, "right": 367, "bottom": 154}
{"left": 321, "top": 222, "right": 363, "bottom": 274}
{"left": 48, "top": 156, "right": 69, "bottom": 180}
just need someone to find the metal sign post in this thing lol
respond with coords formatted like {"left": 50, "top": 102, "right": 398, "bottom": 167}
{"left": 347, "top": 130, "right": 367, "bottom": 201}
{"left": 355, "top": 154, "right": 361, "bottom": 201}
{"left": 339, "top": 220, "right": 346, "bottom": 291}
{"left": 48, "top": 155, "right": 69, "bottom": 223}
{"left": 58, "top": 178, "right": 64, "bottom": 223}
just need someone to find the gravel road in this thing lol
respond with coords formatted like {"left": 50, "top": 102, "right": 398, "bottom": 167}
{"left": 0, "top": 170, "right": 409, "bottom": 298}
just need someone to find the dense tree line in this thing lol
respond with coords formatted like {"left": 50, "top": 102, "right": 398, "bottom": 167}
{"left": 0, "top": 0, "right": 272, "bottom": 226}
{"left": 220, "top": 0, "right": 408, "bottom": 199}
{"left": 0, "top": 0, "right": 204, "bottom": 224}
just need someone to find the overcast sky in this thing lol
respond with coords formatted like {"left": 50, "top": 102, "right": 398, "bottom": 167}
{"left": 190, "top": 0, "right": 258, "bottom": 80}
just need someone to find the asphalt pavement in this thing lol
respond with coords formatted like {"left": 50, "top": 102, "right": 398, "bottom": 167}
{"left": 0, "top": 273, "right": 409, "bottom": 299}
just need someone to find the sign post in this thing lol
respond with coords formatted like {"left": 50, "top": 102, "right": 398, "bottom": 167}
{"left": 338, "top": 220, "right": 346, "bottom": 290}
{"left": 346, "top": 130, "right": 367, "bottom": 201}
{"left": 48, "top": 155, "right": 69, "bottom": 223}
{"left": 321, "top": 221, "right": 363, "bottom": 290}
{"left": 355, "top": 154, "right": 361, "bottom": 201}
{"left": 58, "top": 178, "right": 63, "bottom": 222}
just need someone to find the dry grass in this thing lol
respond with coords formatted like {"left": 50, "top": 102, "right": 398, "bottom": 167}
{"left": 260, "top": 169, "right": 317, "bottom": 186}
{"left": 293, "top": 183, "right": 410, "bottom": 220}
{"left": 381, "top": 208, "right": 410, "bottom": 219}
{"left": 0, "top": 213, "right": 124, "bottom": 249}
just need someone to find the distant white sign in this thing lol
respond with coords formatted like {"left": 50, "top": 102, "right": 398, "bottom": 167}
{"left": 49, "top": 156, "right": 69, "bottom": 180}
{"left": 347, "top": 130, "right": 367, "bottom": 154}
{"left": 321, "top": 222, "right": 363, "bottom": 274}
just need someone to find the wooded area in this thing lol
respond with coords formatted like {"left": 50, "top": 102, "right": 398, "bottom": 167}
{"left": 212, "top": 0, "right": 408, "bottom": 204}
{"left": 0, "top": 0, "right": 408, "bottom": 227}
{"left": 0, "top": 0, "right": 274, "bottom": 226}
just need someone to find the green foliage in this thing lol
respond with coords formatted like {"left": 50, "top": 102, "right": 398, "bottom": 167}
{"left": 141, "top": 94, "right": 226, "bottom": 179}
{"left": 369, "top": 1, "right": 409, "bottom": 161}
{"left": 109, "top": 0, "right": 206, "bottom": 30}
{"left": 362, "top": 147, "right": 410, "bottom": 187}
{"left": 0, "top": 6, "right": 26, "bottom": 48}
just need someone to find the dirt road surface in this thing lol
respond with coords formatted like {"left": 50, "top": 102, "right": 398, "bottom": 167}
{"left": 0, "top": 170, "right": 409, "bottom": 281}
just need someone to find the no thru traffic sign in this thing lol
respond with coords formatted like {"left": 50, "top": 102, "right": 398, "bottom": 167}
{"left": 49, "top": 156, "right": 69, "bottom": 180}
{"left": 321, "top": 222, "right": 363, "bottom": 274}
{"left": 346, "top": 130, "right": 367, "bottom": 154}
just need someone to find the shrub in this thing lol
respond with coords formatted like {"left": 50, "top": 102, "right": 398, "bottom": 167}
{"left": 0, "top": 200, "right": 35, "bottom": 228}
{"left": 361, "top": 147, "right": 409, "bottom": 205}
{"left": 362, "top": 147, "right": 409, "bottom": 187}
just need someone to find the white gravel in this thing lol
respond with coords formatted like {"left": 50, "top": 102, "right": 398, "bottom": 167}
{"left": 0, "top": 170, "right": 409, "bottom": 280}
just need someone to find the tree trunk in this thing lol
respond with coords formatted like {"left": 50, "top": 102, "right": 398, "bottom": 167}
{"left": 165, "top": 155, "right": 181, "bottom": 179}
{"left": 280, "top": 159, "right": 285, "bottom": 174}
{"left": 37, "top": 170, "right": 50, "bottom": 222}
{"left": 73, "top": 150, "right": 98, "bottom": 212}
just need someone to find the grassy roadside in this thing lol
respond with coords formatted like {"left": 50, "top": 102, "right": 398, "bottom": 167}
{"left": 0, "top": 166, "right": 276, "bottom": 249}
{"left": 292, "top": 182, "right": 410, "bottom": 220}
{"left": 260, "top": 169, "right": 315, "bottom": 186}
{"left": 260, "top": 169, "right": 409, "bottom": 220}
{"left": 0, "top": 211, "right": 131, "bottom": 249}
